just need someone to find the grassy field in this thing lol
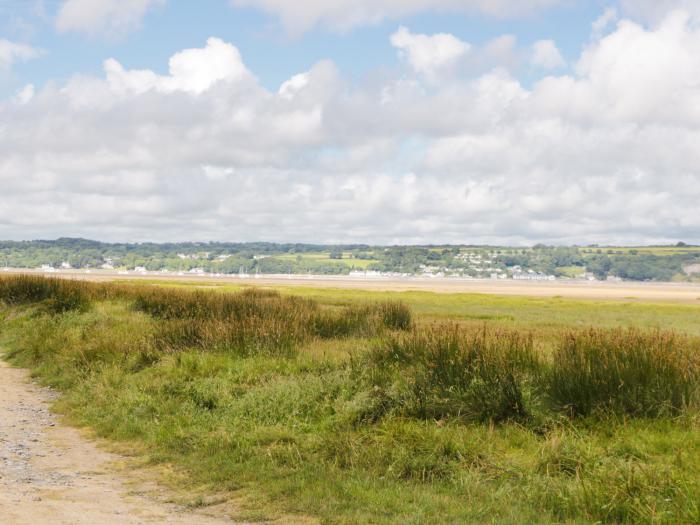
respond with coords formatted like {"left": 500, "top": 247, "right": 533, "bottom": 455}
{"left": 1, "top": 275, "right": 700, "bottom": 524}
{"left": 147, "top": 281, "right": 700, "bottom": 336}
{"left": 274, "top": 252, "right": 379, "bottom": 269}
{"left": 596, "top": 246, "right": 700, "bottom": 256}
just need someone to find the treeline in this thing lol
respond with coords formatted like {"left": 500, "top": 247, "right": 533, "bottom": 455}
{"left": 0, "top": 238, "right": 373, "bottom": 274}
{"left": 498, "top": 247, "right": 698, "bottom": 281}
{"left": 1, "top": 238, "right": 698, "bottom": 281}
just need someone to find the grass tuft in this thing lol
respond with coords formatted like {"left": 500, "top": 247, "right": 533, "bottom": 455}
{"left": 548, "top": 328, "right": 700, "bottom": 417}
{"left": 365, "top": 324, "right": 539, "bottom": 423}
{"left": 0, "top": 274, "right": 94, "bottom": 313}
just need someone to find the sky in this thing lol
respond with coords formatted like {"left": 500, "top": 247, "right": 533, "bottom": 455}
{"left": 1, "top": 0, "right": 699, "bottom": 245}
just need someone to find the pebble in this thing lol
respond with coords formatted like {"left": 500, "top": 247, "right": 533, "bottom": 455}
{"left": 0, "top": 385, "right": 76, "bottom": 491}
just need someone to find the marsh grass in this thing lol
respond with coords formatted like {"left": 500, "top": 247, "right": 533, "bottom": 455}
{"left": 133, "top": 285, "right": 413, "bottom": 353}
{"left": 0, "top": 274, "right": 95, "bottom": 313}
{"left": 363, "top": 324, "right": 539, "bottom": 423}
{"left": 548, "top": 328, "right": 700, "bottom": 417}
{"left": 0, "top": 276, "right": 413, "bottom": 356}
{"left": 133, "top": 286, "right": 315, "bottom": 322}
{"left": 2, "top": 275, "right": 700, "bottom": 524}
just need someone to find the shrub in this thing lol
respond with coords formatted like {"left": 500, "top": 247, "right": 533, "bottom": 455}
{"left": 547, "top": 328, "right": 700, "bottom": 417}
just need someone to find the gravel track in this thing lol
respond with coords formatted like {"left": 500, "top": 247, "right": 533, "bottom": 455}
{"left": 0, "top": 359, "right": 239, "bottom": 525}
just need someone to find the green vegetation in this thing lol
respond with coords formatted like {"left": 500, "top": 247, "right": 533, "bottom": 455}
{"left": 2, "top": 238, "right": 700, "bottom": 281}
{"left": 548, "top": 329, "right": 700, "bottom": 417}
{"left": 2, "top": 275, "right": 700, "bottom": 524}
{"left": 366, "top": 325, "right": 538, "bottom": 423}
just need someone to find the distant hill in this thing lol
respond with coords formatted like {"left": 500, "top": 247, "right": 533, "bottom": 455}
{"left": 1, "top": 238, "right": 699, "bottom": 282}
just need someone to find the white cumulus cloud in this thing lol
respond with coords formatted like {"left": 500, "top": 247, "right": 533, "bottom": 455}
{"left": 230, "top": 0, "right": 564, "bottom": 35}
{"left": 619, "top": 1, "right": 700, "bottom": 25}
{"left": 391, "top": 26, "right": 470, "bottom": 79}
{"left": 0, "top": 39, "right": 41, "bottom": 71}
{"left": 56, "top": 0, "right": 165, "bottom": 37}
{"left": 530, "top": 39, "right": 565, "bottom": 69}
{"left": 103, "top": 37, "right": 253, "bottom": 95}
{"left": 2, "top": 14, "right": 700, "bottom": 244}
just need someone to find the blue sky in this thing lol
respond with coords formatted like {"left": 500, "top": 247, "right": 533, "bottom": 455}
{"left": 4, "top": 0, "right": 607, "bottom": 96}
{"left": 1, "top": 0, "right": 699, "bottom": 244}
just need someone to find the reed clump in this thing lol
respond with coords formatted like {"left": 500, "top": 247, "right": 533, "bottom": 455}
{"left": 0, "top": 274, "right": 95, "bottom": 313}
{"left": 311, "top": 301, "right": 413, "bottom": 338}
{"left": 152, "top": 316, "right": 307, "bottom": 357}
{"left": 364, "top": 324, "right": 539, "bottom": 423}
{"left": 134, "top": 287, "right": 413, "bottom": 354}
{"left": 132, "top": 287, "right": 316, "bottom": 322}
{"left": 547, "top": 328, "right": 700, "bottom": 417}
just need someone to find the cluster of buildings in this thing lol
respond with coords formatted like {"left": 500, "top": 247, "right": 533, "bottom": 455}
{"left": 510, "top": 266, "right": 556, "bottom": 281}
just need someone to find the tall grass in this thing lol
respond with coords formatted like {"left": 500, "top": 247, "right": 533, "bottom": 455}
{"left": 152, "top": 317, "right": 306, "bottom": 357}
{"left": 134, "top": 286, "right": 412, "bottom": 353}
{"left": 363, "top": 324, "right": 700, "bottom": 422}
{"left": 548, "top": 328, "right": 700, "bottom": 417}
{"left": 133, "top": 287, "right": 316, "bottom": 322}
{"left": 3, "top": 275, "right": 699, "bottom": 421}
{"left": 311, "top": 301, "right": 413, "bottom": 338}
{"left": 0, "top": 274, "right": 95, "bottom": 313}
{"left": 3, "top": 277, "right": 700, "bottom": 523}
{"left": 364, "top": 324, "right": 539, "bottom": 423}
{"left": 0, "top": 276, "right": 413, "bottom": 358}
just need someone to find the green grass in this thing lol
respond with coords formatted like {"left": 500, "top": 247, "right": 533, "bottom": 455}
{"left": 555, "top": 266, "right": 586, "bottom": 277}
{"left": 273, "top": 252, "right": 379, "bottom": 269}
{"left": 602, "top": 246, "right": 700, "bottom": 256}
{"left": 548, "top": 329, "right": 700, "bottom": 417}
{"left": 127, "top": 280, "right": 700, "bottom": 336}
{"left": 1, "top": 275, "right": 700, "bottom": 524}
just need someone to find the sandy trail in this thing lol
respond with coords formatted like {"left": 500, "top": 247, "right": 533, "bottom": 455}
{"left": 0, "top": 359, "right": 238, "bottom": 525}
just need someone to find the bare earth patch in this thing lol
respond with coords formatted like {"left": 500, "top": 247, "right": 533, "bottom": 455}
{"left": 0, "top": 359, "right": 241, "bottom": 525}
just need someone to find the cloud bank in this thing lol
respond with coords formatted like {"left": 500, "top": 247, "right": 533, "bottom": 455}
{"left": 55, "top": 0, "right": 165, "bottom": 37}
{"left": 231, "top": 0, "right": 563, "bottom": 35}
{"left": 2, "top": 11, "right": 700, "bottom": 244}
{"left": 0, "top": 39, "right": 41, "bottom": 71}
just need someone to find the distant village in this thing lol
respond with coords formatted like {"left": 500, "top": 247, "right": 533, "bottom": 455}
{"left": 28, "top": 250, "right": 609, "bottom": 282}
{"left": 2, "top": 239, "right": 698, "bottom": 283}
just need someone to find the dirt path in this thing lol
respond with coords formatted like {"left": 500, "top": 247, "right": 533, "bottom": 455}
{"left": 0, "top": 359, "right": 240, "bottom": 525}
